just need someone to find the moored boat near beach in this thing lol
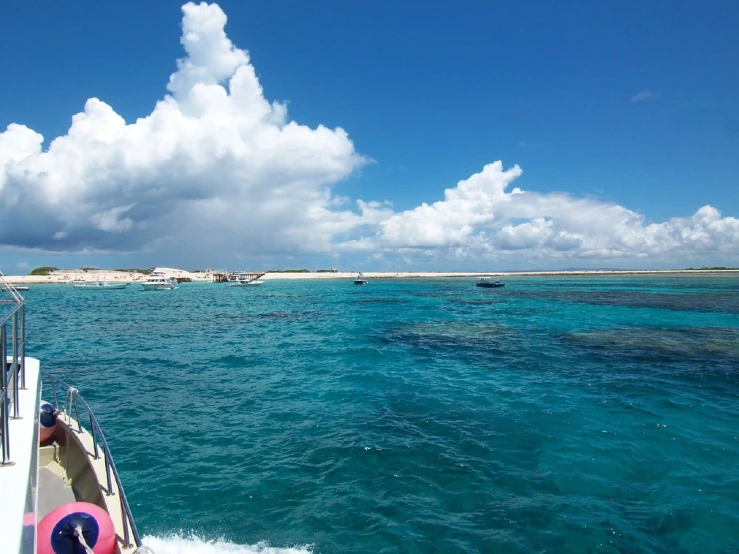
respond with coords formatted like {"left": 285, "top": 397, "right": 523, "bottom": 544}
{"left": 2, "top": 284, "right": 28, "bottom": 292}
{"left": 140, "top": 274, "right": 175, "bottom": 290}
{"left": 73, "top": 281, "right": 129, "bottom": 290}
{"left": 354, "top": 273, "right": 368, "bottom": 285}
{"left": 476, "top": 278, "right": 505, "bottom": 288}
{"left": 229, "top": 273, "right": 265, "bottom": 286}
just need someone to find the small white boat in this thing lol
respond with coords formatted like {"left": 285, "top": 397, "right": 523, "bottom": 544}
{"left": 229, "top": 273, "right": 264, "bottom": 287}
{"left": 73, "top": 281, "right": 128, "bottom": 290}
{"left": 354, "top": 273, "right": 368, "bottom": 285}
{"left": 1, "top": 284, "right": 28, "bottom": 292}
{"left": 140, "top": 273, "right": 175, "bottom": 290}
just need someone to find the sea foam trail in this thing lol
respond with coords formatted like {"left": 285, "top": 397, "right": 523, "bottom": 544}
{"left": 143, "top": 534, "right": 312, "bottom": 554}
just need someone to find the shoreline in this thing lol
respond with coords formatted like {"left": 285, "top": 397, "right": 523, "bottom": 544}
{"left": 4, "top": 268, "right": 739, "bottom": 284}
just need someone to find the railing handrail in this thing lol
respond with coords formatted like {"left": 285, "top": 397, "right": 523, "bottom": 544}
{"left": 1, "top": 270, "right": 26, "bottom": 467}
{"left": 0, "top": 302, "right": 23, "bottom": 327}
{"left": 0, "top": 274, "right": 24, "bottom": 326}
{"left": 42, "top": 371, "right": 143, "bottom": 549}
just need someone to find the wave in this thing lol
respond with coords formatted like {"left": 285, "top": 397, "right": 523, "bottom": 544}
{"left": 143, "top": 533, "right": 312, "bottom": 554}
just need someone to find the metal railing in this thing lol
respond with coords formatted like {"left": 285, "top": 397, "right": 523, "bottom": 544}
{"left": 0, "top": 272, "right": 26, "bottom": 466}
{"left": 42, "top": 372, "right": 143, "bottom": 550}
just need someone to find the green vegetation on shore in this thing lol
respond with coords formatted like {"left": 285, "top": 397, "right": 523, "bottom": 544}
{"left": 28, "top": 266, "right": 58, "bottom": 276}
{"left": 114, "top": 268, "right": 152, "bottom": 274}
{"left": 685, "top": 266, "right": 738, "bottom": 271}
{"left": 28, "top": 266, "right": 156, "bottom": 276}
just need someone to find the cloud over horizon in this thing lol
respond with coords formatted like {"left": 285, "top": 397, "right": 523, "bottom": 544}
{"left": 0, "top": 2, "right": 737, "bottom": 269}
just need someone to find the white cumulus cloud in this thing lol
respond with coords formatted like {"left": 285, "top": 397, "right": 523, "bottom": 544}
{"left": 0, "top": 2, "right": 365, "bottom": 256}
{"left": 0, "top": 2, "right": 737, "bottom": 269}
{"left": 345, "top": 162, "right": 739, "bottom": 266}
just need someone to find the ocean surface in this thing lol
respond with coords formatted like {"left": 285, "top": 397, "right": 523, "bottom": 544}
{"left": 20, "top": 276, "right": 739, "bottom": 553}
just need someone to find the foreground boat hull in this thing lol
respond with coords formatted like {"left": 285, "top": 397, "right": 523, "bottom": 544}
{"left": 1, "top": 273, "right": 148, "bottom": 552}
{"left": 0, "top": 358, "right": 147, "bottom": 554}
{"left": 39, "top": 408, "right": 140, "bottom": 553}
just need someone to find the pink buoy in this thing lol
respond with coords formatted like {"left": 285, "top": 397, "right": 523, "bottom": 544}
{"left": 39, "top": 402, "right": 58, "bottom": 443}
{"left": 38, "top": 502, "right": 116, "bottom": 554}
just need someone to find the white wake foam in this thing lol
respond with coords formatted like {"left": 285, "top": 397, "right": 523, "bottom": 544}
{"left": 143, "top": 534, "right": 313, "bottom": 554}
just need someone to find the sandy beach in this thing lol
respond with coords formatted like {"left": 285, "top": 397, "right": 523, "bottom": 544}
{"left": 4, "top": 267, "right": 212, "bottom": 284}
{"left": 4, "top": 267, "right": 738, "bottom": 284}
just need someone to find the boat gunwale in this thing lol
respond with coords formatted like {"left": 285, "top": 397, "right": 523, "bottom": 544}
{"left": 42, "top": 371, "right": 144, "bottom": 552}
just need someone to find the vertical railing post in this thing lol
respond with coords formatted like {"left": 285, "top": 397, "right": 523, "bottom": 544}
{"left": 72, "top": 394, "right": 82, "bottom": 433}
{"left": 11, "top": 311, "right": 17, "bottom": 367}
{"left": 1, "top": 324, "right": 5, "bottom": 375}
{"left": 1, "top": 323, "right": 6, "bottom": 415}
{"left": 89, "top": 412, "right": 99, "bottom": 459}
{"left": 50, "top": 377, "right": 59, "bottom": 411}
{"left": 120, "top": 494, "right": 131, "bottom": 547}
{"left": 104, "top": 452, "right": 113, "bottom": 495}
{"left": 0, "top": 393, "right": 8, "bottom": 465}
{"left": 0, "top": 323, "right": 10, "bottom": 465}
{"left": 19, "top": 303, "right": 25, "bottom": 390}
{"left": 11, "top": 311, "right": 19, "bottom": 419}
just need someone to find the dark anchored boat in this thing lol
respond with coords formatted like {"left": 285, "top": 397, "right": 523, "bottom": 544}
{"left": 476, "top": 278, "right": 505, "bottom": 288}
{"left": 354, "top": 273, "right": 368, "bottom": 285}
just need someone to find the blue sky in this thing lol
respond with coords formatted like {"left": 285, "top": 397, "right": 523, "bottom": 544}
{"left": 0, "top": 1, "right": 738, "bottom": 272}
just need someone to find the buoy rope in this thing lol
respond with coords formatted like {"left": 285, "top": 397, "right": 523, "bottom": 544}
{"left": 74, "top": 524, "right": 95, "bottom": 554}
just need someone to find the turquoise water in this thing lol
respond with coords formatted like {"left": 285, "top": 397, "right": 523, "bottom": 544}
{"left": 22, "top": 277, "right": 739, "bottom": 553}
